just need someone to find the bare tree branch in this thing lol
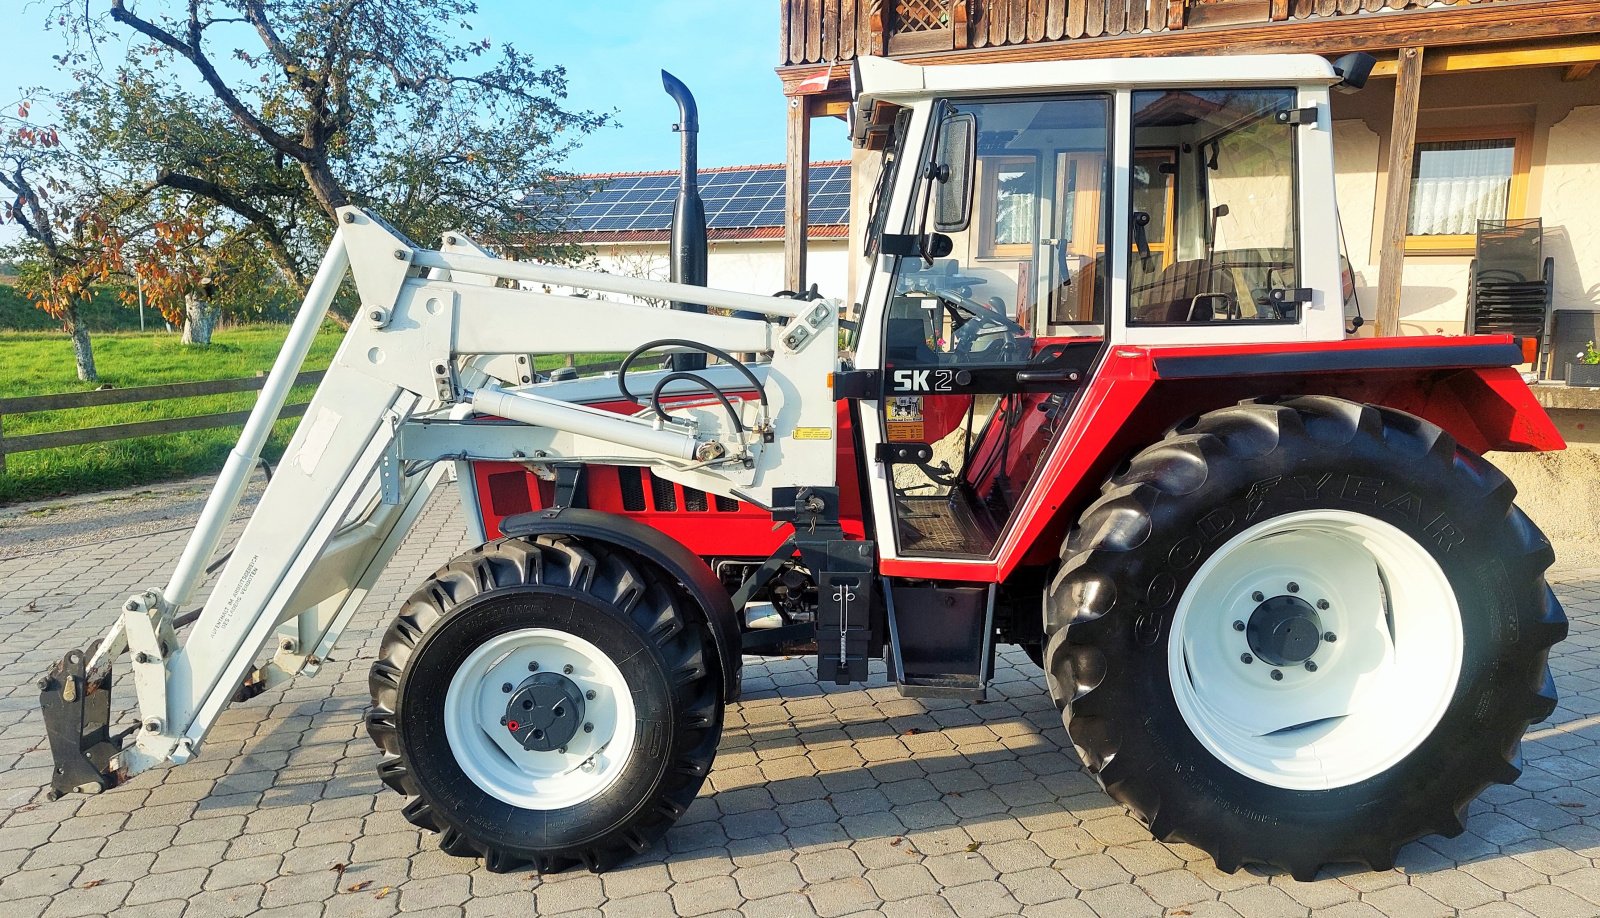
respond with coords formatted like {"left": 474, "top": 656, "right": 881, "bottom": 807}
{"left": 108, "top": 0, "right": 309, "bottom": 160}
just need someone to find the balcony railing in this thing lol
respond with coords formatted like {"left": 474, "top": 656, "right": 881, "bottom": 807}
{"left": 779, "top": 0, "right": 1518, "bottom": 67}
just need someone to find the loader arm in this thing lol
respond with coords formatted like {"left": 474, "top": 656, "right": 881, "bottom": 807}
{"left": 40, "top": 208, "right": 840, "bottom": 796}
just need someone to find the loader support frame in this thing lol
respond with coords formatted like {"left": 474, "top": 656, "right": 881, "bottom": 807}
{"left": 39, "top": 645, "right": 128, "bottom": 800}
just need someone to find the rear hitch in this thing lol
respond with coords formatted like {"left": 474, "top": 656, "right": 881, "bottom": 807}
{"left": 38, "top": 643, "right": 131, "bottom": 800}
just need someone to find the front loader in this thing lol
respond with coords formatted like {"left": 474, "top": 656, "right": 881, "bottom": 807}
{"left": 40, "top": 53, "right": 1568, "bottom": 880}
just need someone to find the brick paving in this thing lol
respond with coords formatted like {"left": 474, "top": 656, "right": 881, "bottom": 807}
{"left": 1, "top": 492, "right": 1599, "bottom": 917}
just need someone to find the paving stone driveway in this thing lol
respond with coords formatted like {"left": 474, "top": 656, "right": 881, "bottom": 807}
{"left": 2, "top": 491, "right": 1600, "bottom": 918}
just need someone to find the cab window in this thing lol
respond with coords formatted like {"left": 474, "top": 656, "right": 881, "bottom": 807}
{"left": 1129, "top": 88, "right": 1301, "bottom": 326}
{"left": 885, "top": 95, "right": 1111, "bottom": 373}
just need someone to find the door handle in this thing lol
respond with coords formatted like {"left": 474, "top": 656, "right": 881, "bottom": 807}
{"left": 1015, "top": 369, "right": 1082, "bottom": 384}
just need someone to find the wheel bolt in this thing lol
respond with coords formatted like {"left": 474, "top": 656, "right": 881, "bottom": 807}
{"left": 1287, "top": 582, "right": 1300, "bottom": 593}
{"left": 1324, "top": 632, "right": 1337, "bottom": 643}
{"left": 1317, "top": 599, "right": 1330, "bottom": 610}
{"left": 1252, "top": 591, "right": 1264, "bottom": 603}
{"left": 557, "top": 746, "right": 567, "bottom": 754}
{"left": 500, "top": 717, "right": 508, "bottom": 725}
{"left": 563, "top": 664, "right": 574, "bottom": 675}
{"left": 1305, "top": 661, "right": 1318, "bottom": 672}
{"left": 528, "top": 661, "right": 539, "bottom": 671}
{"left": 1232, "top": 620, "right": 1245, "bottom": 632}
{"left": 585, "top": 690, "right": 596, "bottom": 700}
{"left": 1270, "top": 669, "right": 1284, "bottom": 681}
{"left": 501, "top": 682, "right": 512, "bottom": 693}
{"left": 1240, "top": 653, "right": 1253, "bottom": 664}
{"left": 583, "top": 722, "right": 594, "bottom": 733}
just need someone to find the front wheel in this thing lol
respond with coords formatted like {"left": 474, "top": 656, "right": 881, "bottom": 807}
{"left": 1045, "top": 396, "right": 1566, "bottom": 879}
{"left": 366, "top": 536, "right": 721, "bottom": 873}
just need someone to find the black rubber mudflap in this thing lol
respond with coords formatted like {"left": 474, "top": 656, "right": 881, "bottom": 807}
{"left": 39, "top": 644, "right": 127, "bottom": 800}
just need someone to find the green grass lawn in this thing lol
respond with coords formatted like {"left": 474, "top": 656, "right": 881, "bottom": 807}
{"left": 0, "top": 325, "right": 627, "bottom": 505}
{"left": 0, "top": 325, "right": 346, "bottom": 504}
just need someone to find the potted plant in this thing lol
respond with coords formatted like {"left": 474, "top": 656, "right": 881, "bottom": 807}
{"left": 1570, "top": 340, "right": 1600, "bottom": 388}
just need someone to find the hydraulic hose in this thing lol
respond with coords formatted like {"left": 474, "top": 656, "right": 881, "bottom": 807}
{"left": 649, "top": 371, "right": 746, "bottom": 433}
{"left": 616, "top": 338, "right": 767, "bottom": 413}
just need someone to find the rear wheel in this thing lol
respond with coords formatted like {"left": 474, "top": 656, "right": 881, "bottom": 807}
{"left": 367, "top": 536, "right": 721, "bottom": 873}
{"left": 1044, "top": 396, "right": 1565, "bottom": 879}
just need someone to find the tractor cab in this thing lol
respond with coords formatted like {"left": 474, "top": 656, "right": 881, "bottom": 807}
{"left": 842, "top": 55, "right": 1348, "bottom": 569}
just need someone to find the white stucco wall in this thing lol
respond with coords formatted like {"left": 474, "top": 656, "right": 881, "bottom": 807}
{"left": 1337, "top": 116, "right": 1477, "bottom": 335}
{"left": 551, "top": 239, "right": 851, "bottom": 308}
{"left": 1540, "top": 105, "right": 1600, "bottom": 315}
{"left": 1334, "top": 119, "right": 1382, "bottom": 329}
{"left": 1331, "top": 69, "right": 1600, "bottom": 338}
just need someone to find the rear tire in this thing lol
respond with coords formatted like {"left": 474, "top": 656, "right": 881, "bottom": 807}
{"left": 1044, "top": 396, "right": 1565, "bottom": 879}
{"left": 367, "top": 535, "right": 721, "bottom": 873}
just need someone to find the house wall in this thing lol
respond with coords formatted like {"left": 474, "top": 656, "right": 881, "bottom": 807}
{"left": 1331, "top": 67, "right": 1600, "bottom": 337}
{"left": 559, "top": 239, "right": 851, "bottom": 307}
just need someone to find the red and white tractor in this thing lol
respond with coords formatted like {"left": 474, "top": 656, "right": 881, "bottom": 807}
{"left": 40, "top": 52, "right": 1567, "bottom": 881}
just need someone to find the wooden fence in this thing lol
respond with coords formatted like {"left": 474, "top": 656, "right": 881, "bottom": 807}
{"left": 0, "top": 357, "right": 658, "bottom": 474}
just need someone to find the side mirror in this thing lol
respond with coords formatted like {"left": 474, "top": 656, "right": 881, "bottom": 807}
{"left": 933, "top": 112, "right": 976, "bottom": 233}
{"left": 1332, "top": 52, "right": 1376, "bottom": 94}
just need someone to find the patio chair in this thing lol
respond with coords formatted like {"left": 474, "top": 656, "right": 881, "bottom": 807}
{"left": 1467, "top": 218, "right": 1555, "bottom": 376}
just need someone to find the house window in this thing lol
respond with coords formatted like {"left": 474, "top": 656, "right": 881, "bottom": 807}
{"left": 1406, "top": 128, "right": 1531, "bottom": 254}
{"left": 979, "top": 156, "right": 1038, "bottom": 258}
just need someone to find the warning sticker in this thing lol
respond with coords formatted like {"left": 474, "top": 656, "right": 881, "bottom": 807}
{"left": 886, "top": 396, "right": 924, "bottom": 442}
{"left": 792, "top": 427, "right": 832, "bottom": 440}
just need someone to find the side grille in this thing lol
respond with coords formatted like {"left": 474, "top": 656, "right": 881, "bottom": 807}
{"left": 649, "top": 472, "right": 677, "bottom": 511}
{"left": 618, "top": 467, "right": 646, "bottom": 512}
{"left": 683, "top": 487, "right": 708, "bottom": 512}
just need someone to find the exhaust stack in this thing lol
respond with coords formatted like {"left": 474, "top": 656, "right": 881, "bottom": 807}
{"left": 662, "top": 70, "right": 708, "bottom": 372}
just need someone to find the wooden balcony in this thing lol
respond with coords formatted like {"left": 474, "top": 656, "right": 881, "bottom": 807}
{"left": 778, "top": 0, "right": 1600, "bottom": 91}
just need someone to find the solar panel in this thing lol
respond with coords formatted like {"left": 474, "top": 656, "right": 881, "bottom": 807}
{"left": 540, "top": 163, "right": 852, "bottom": 234}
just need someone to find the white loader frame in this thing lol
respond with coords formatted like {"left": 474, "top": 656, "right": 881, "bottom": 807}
{"left": 68, "top": 209, "right": 839, "bottom": 785}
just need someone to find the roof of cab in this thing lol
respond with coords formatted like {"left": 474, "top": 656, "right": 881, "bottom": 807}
{"left": 855, "top": 54, "right": 1339, "bottom": 104}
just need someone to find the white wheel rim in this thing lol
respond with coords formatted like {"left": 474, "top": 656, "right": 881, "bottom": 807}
{"left": 1168, "top": 510, "right": 1463, "bottom": 791}
{"left": 444, "top": 628, "right": 636, "bottom": 810}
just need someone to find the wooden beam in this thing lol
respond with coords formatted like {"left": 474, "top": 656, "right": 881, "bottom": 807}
{"left": 1563, "top": 61, "right": 1598, "bottom": 82}
{"left": 1376, "top": 46, "right": 1424, "bottom": 339}
{"left": 1167, "top": 0, "right": 1187, "bottom": 31}
{"left": 1369, "top": 39, "right": 1600, "bottom": 77}
{"left": 785, "top": 95, "right": 813, "bottom": 294}
{"left": 775, "top": 0, "right": 1600, "bottom": 86}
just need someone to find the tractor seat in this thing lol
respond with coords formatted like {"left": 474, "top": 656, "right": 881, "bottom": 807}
{"left": 1132, "top": 259, "right": 1211, "bottom": 323}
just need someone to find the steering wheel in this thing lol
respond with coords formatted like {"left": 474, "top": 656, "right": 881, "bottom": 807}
{"left": 945, "top": 292, "right": 1030, "bottom": 360}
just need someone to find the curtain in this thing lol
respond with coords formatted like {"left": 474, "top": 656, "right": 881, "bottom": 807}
{"left": 1408, "top": 139, "right": 1517, "bottom": 236}
{"left": 992, "top": 163, "right": 1037, "bottom": 246}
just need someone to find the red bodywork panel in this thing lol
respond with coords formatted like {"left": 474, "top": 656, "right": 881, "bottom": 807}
{"left": 880, "top": 334, "right": 1563, "bottom": 582}
{"left": 473, "top": 335, "right": 1560, "bottom": 582}
{"left": 474, "top": 400, "right": 867, "bottom": 554}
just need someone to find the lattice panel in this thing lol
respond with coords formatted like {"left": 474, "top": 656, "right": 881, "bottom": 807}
{"left": 892, "top": 0, "right": 949, "bottom": 34}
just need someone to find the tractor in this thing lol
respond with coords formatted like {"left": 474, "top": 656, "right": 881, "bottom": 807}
{"left": 39, "top": 52, "right": 1567, "bottom": 882}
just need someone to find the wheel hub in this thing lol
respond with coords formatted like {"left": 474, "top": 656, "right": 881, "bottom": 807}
{"left": 1246, "top": 595, "right": 1323, "bottom": 666}
{"left": 505, "top": 672, "right": 586, "bottom": 752}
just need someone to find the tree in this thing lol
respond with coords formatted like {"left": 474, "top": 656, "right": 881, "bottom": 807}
{"left": 0, "top": 100, "right": 106, "bottom": 381}
{"left": 50, "top": 0, "right": 608, "bottom": 325}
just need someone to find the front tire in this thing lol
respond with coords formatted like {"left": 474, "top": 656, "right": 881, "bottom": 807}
{"left": 1044, "top": 396, "right": 1565, "bottom": 879}
{"left": 366, "top": 535, "right": 721, "bottom": 873}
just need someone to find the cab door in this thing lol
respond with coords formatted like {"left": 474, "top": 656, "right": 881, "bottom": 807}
{"left": 872, "top": 95, "right": 1112, "bottom": 561}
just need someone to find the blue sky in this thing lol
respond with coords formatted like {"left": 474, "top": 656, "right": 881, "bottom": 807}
{"left": 0, "top": 0, "right": 848, "bottom": 175}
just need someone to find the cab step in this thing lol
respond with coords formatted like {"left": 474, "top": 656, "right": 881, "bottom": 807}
{"left": 885, "top": 582, "right": 995, "bottom": 701}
